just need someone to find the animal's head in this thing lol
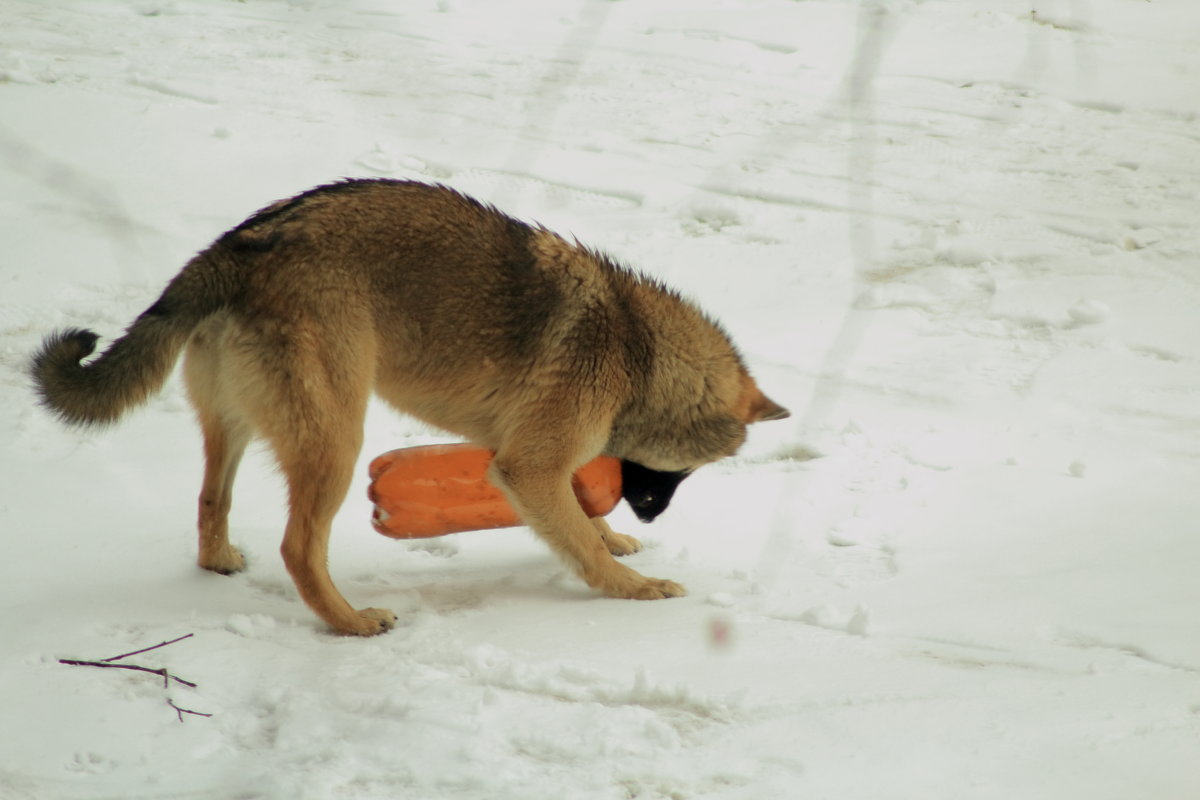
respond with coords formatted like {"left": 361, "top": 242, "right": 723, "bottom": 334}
{"left": 620, "top": 373, "right": 789, "bottom": 521}
{"left": 619, "top": 460, "right": 690, "bottom": 522}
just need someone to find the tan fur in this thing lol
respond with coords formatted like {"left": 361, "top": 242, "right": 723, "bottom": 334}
{"left": 31, "top": 180, "right": 788, "bottom": 636}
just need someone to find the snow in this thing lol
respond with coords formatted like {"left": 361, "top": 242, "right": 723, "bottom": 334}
{"left": 2, "top": 0, "right": 1199, "bottom": 797}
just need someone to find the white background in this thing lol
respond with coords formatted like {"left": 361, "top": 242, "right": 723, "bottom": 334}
{"left": 1, "top": 1, "right": 1198, "bottom": 798}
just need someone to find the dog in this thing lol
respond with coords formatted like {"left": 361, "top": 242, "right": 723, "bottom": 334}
{"left": 31, "top": 179, "right": 789, "bottom": 636}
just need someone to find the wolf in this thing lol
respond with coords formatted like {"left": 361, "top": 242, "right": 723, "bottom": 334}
{"left": 31, "top": 180, "right": 789, "bottom": 635}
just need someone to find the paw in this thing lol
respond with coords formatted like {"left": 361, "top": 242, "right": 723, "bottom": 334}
{"left": 200, "top": 546, "right": 245, "bottom": 575}
{"left": 601, "top": 529, "right": 643, "bottom": 557}
{"left": 598, "top": 569, "right": 686, "bottom": 601}
{"left": 622, "top": 577, "right": 686, "bottom": 601}
{"left": 341, "top": 607, "right": 397, "bottom": 637}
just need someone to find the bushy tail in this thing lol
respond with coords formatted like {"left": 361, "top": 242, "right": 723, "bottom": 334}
{"left": 30, "top": 252, "right": 235, "bottom": 427}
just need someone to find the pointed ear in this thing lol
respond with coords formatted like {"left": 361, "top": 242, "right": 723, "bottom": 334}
{"left": 749, "top": 391, "right": 790, "bottom": 423}
{"left": 735, "top": 374, "right": 791, "bottom": 424}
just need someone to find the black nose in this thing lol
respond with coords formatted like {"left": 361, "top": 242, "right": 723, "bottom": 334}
{"left": 619, "top": 461, "right": 691, "bottom": 522}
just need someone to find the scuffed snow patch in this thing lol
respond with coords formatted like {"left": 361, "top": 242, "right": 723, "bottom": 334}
{"left": 798, "top": 604, "right": 871, "bottom": 636}
{"left": 1067, "top": 298, "right": 1111, "bottom": 326}
{"left": 461, "top": 645, "right": 741, "bottom": 722}
{"left": 225, "top": 613, "right": 277, "bottom": 638}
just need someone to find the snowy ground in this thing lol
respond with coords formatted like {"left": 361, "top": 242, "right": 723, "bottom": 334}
{"left": 2, "top": 1, "right": 1199, "bottom": 797}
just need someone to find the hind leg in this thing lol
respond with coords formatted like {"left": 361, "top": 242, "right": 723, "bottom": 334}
{"left": 185, "top": 324, "right": 251, "bottom": 574}
{"left": 248, "top": 335, "right": 396, "bottom": 636}
{"left": 196, "top": 411, "right": 251, "bottom": 574}
{"left": 271, "top": 419, "right": 396, "bottom": 636}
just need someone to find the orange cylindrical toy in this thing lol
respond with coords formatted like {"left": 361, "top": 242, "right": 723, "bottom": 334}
{"left": 368, "top": 444, "right": 622, "bottom": 539}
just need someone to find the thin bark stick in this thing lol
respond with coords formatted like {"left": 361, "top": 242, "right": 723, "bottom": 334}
{"left": 102, "top": 633, "right": 195, "bottom": 663}
{"left": 167, "top": 698, "right": 213, "bottom": 722}
{"left": 58, "top": 634, "right": 211, "bottom": 720}
{"left": 58, "top": 658, "right": 199, "bottom": 689}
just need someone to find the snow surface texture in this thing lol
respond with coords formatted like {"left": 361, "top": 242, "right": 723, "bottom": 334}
{"left": 2, "top": 1, "right": 1198, "bottom": 798}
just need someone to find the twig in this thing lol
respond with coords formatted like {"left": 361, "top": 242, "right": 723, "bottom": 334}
{"left": 58, "top": 658, "right": 198, "bottom": 688}
{"left": 58, "top": 634, "right": 212, "bottom": 720}
{"left": 102, "top": 633, "right": 194, "bottom": 663}
{"left": 167, "top": 698, "right": 213, "bottom": 722}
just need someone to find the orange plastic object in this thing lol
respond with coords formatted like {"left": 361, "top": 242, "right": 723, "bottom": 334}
{"left": 368, "top": 444, "right": 622, "bottom": 539}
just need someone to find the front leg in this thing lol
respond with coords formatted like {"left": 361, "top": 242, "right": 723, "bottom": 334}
{"left": 592, "top": 516, "right": 642, "bottom": 557}
{"left": 490, "top": 448, "right": 684, "bottom": 600}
